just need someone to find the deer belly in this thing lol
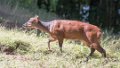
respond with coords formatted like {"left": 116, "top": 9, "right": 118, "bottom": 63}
{"left": 64, "top": 32, "right": 82, "bottom": 39}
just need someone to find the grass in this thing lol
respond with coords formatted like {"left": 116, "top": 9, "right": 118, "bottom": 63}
{"left": 0, "top": 26, "right": 120, "bottom": 68}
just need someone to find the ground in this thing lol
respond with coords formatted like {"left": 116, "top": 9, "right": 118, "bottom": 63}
{"left": 0, "top": 26, "right": 120, "bottom": 68}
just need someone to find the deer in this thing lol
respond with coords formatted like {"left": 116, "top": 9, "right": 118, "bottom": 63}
{"left": 23, "top": 16, "right": 106, "bottom": 61}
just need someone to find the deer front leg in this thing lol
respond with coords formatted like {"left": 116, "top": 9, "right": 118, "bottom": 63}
{"left": 48, "top": 37, "right": 56, "bottom": 51}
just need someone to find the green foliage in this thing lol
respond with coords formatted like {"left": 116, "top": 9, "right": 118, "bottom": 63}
{"left": 50, "top": 0, "right": 58, "bottom": 12}
{"left": 0, "top": 0, "right": 37, "bottom": 10}
{"left": 0, "top": 0, "right": 120, "bottom": 32}
{"left": 36, "top": 0, "right": 120, "bottom": 32}
{"left": 19, "top": 0, "right": 33, "bottom": 8}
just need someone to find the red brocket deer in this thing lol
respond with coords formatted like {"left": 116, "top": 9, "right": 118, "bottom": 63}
{"left": 23, "top": 16, "right": 106, "bottom": 61}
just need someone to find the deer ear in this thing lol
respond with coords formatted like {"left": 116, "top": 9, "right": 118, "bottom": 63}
{"left": 35, "top": 15, "right": 40, "bottom": 20}
{"left": 34, "top": 15, "right": 40, "bottom": 23}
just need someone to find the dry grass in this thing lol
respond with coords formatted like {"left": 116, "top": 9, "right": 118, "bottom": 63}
{"left": 0, "top": 27, "right": 120, "bottom": 68}
{"left": 0, "top": 1, "right": 120, "bottom": 67}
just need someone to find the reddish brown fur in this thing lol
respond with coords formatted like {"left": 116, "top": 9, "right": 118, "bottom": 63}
{"left": 23, "top": 16, "right": 106, "bottom": 61}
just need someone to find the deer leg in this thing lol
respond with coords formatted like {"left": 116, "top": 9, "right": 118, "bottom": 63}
{"left": 58, "top": 40, "right": 63, "bottom": 52}
{"left": 85, "top": 32, "right": 106, "bottom": 57}
{"left": 91, "top": 43, "right": 106, "bottom": 57}
{"left": 83, "top": 40, "right": 95, "bottom": 57}
{"left": 84, "top": 32, "right": 97, "bottom": 61}
{"left": 89, "top": 48, "right": 95, "bottom": 56}
{"left": 48, "top": 37, "right": 56, "bottom": 51}
{"left": 83, "top": 41, "right": 96, "bottom": 61}
{"left": 81, "top": 40, "right": 94, "bottom": 62}
{"left": 86, "top": 48, "right": 95, "bottom": 61}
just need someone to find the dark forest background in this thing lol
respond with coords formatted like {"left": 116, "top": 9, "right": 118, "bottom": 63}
{"left": 0, "top": 0, "right": 120, "bottom": 33}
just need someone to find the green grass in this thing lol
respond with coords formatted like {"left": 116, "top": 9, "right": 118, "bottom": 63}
{"left": 0, "top": 26, "right": 120, "bottom": 68}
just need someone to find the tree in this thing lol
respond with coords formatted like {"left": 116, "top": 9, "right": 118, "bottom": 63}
{"left": 37, "top": 0, "right": 50, "bottom": 12}
{"left": 89, "top": 0, "right": 120, "bottom": 33}
{"left": 36, "top": 0, "right": 120, "bottom": 33}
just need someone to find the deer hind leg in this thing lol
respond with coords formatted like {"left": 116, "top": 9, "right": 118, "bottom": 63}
{"left": 82, "top": 40, "right": 96, "bottom": 61}
{"left": 85, "top": 48, "right": 95, "bottom": 62}
{"left": 89, "top": 48, "right": 95, "bottom": 57}
{"left": 90, "top": 37, "right": 106, "bottom": 57}
{"left": 82, "top": 40, "right": 96, "bottom": 57}
{"left": 81, "top": 33, "right": 96, "bottom": 57}
{"left": 86, "top": 32, "right": 106, "bottom": 58}
{"left": 91, "top": 43, "right": 106, "bottom": 57}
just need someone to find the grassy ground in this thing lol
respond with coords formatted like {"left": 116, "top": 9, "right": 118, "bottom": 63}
{"left": 0, "top": 26, "right": 120, "bottom": 68}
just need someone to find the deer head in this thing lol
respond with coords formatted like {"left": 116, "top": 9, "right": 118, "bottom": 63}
{"left": 23, "top": 16, "right": 40, "bottom": 29}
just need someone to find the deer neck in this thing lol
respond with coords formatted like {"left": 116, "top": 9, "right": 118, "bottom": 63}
{"left": 37, "top": 20, "right": 51, "bottom": 33}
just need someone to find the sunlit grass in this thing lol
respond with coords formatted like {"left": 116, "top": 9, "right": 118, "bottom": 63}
{"left": 0, "top": 26, "right": 120, "bottom": 68}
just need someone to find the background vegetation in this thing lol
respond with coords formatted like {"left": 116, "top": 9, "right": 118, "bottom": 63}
{"left": 37, "top": 0, "right": 120, "bottom": 33}
{"left": 0, "top": 0, "right": 120, "bottom": 68}
{"left": 0, "top": 0, "right": 120, "bottom": 33}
